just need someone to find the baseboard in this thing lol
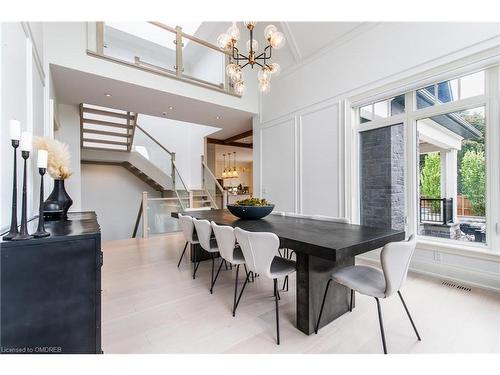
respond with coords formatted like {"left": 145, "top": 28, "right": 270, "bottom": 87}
{"left": 357, "top": 252, "right": 500, "bottom": 293}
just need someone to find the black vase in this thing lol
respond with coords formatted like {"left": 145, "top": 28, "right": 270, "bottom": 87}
{"left": 43, "top": 179, "right": 73, "bottom": 219}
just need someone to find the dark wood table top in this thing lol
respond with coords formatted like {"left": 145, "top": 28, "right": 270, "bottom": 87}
{"left": 172, "top": 210, "right": 405, "bottom": 261}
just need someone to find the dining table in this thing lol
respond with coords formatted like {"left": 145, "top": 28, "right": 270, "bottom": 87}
{"left": 172, "top": 209, "right": 405, "bottom": 335}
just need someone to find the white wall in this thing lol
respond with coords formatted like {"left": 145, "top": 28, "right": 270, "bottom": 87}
{"left": 1, "top": 22, "right": 46, "bottom": 231}
{"left": 81, "top": 164, "right": 159, "bottom": 242}
{"left": 54, "top": 103, "right": 81, "bottom": 211}
{"left": 255, "top": 22, "right": 500, "bottom": 291}
{"left": 138, "top": 114, "right": 218, "bottom": 190}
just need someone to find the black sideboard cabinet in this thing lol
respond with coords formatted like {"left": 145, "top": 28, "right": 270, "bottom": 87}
{"left": 0, "top": 212, "right": 102, "bottom": 354}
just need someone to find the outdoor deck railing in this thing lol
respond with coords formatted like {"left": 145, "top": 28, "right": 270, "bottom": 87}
{"left": 419, "top": 198, "right": 453, "bottom": 225}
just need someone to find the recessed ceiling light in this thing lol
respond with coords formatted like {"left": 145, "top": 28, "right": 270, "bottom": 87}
{"left": 169, "top": 106, "right": 174, "bottom": 110}
{"left": 162, "top": 112, "right": 167, "bottom": 116}
{"left": 216, "top": 115, "right": 222, "bottom": 120}
{"left": 104, "top": 93, "right": 112, "bottom": 97}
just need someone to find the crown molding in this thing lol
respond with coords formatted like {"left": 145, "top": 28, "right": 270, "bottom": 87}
{"left": 280, "top": 21, "right": 302, "bottom": 64}
{"left": 277, "top": 22, "right": 382, "bottom": 80}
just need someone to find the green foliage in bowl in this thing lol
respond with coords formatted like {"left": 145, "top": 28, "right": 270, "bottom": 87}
{"left": 234, "top": 197, "right": 271, "bottom": 206}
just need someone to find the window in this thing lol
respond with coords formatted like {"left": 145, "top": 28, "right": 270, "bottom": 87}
{"left": 417, "top": 106, "right": 486, "bottom": 244}
{"left": 359, "top": 95, "right": 405, "bottom": 123}
{"left": 416, "top": 71, "right": 485, "bottom": 109}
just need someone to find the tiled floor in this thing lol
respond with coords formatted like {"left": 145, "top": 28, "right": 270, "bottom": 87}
{"left": 101, "top": 233, "right": 500, "bottom": 354}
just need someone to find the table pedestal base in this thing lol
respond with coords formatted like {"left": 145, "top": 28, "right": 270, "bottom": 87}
{"left": 296, "top": 252, "right": 355, "bottom": 335}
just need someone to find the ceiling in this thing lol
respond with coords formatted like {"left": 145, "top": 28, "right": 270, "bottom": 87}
{"left": 215, "top": 144, "right": 253, "bottom": 163}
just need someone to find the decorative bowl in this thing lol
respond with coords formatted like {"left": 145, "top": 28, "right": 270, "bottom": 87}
{"left": 227, "top": 204, "right": 275, "bottom": 220}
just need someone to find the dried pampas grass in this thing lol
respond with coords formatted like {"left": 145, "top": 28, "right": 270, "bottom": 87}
{"left": 34, "top": 137, "right": 72, "bottom": 180}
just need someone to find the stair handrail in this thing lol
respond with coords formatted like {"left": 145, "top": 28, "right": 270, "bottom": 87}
{"left": 134, "top": 123, "right": 174, "bottom": 156}
{"left": 133, "top": 121, "right": 191, "bottom": 210}
{"left": 201, "top": 155, "right": 227, "bottom": 208}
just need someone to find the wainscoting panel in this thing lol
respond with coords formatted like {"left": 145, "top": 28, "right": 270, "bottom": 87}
{"left": 299, "top": 103, "right": 341, "bottom": 216}
{"left": 260, "top": 118, "right": 296, "bottom": 212}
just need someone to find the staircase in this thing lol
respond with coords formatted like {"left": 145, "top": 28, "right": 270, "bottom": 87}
{"left": 79, "top": 103, "right": 225, "bottom": 211}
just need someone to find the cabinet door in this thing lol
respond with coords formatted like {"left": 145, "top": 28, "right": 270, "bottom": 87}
{"left": 1, "top": 237, "right": 98, "bottom": 353}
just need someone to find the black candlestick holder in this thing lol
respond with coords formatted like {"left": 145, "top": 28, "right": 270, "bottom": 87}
{"left": 3, "top": 140, "right": 20, "bottom": 240}
{"left": 12, "top": 151, "right": 33, "bottom": 241}
{"left": 33, "top": 168, "right": 50, "bottom": 238}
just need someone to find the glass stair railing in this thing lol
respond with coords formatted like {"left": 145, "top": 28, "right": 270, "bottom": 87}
{"left": 86, "top": 21, "right": 235, "bottom": 96}
{"left": 201, "top": 155, "right": 227, "bottom": 209}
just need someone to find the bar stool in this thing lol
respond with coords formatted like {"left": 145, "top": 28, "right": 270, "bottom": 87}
{"left": 235, "top": 227, "right": 296, "bottom": 345}
{"left": 315, "top": 235, "right": 420, "bottom": 354}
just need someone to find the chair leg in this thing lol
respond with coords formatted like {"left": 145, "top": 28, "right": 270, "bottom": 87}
{"left": 398, "top": 291, "right": 421, "bottom": 341}
{"left": 282, "top": 275, "right": 289, "bottom": 291}
{"left": 233, "top": 267, "right": 251, "bottom": 316}
{"left": 210, "top": 257, "right": 225, "bottom": 294}
{"left": 274, "top": 278, "right": 280, "bottom": 345}
{"left": 209, "top": 253, "right": 215, "bottom": 293}
{"left": 314, "top": 278, "right": 332, "bottom": 334}
{"left": 243, "top": 264, "right": 251, "bottom": 282}
{"left": 375, "top": 297, "right": 388, "bottom": 354}
{"left": 192, "top": 244, "right": 200, "bottom": 279}
{"left": 177, "top": 242, "right": 188, "bottom": 268}
{"left": 349, "top": 289, "right": 354, "bottom": 312}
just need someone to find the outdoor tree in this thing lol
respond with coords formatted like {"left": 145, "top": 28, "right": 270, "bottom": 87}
{"left": 460, "top": 150, "right": 486, "bottom": 216}
{"left": 420, "top": 152, "right": 441, "bottom": 199}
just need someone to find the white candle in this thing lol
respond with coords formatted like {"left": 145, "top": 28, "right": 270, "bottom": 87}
{"left": 37, "top": 149, "right": 48, "bottom": 169}
{"left": 20, "top": 131, "right": 33, "bottom": 152}
{"left": 9, "top": 120, "right": 21, "bottom": 141}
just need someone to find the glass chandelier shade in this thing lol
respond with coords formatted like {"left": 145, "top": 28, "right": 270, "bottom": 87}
{"left": 219, "top": 22, "right": 285, "bottom": 95}
{"left": 246, "top": 39, "right": 259, "bottom": 53}
{"left": 233, "top": 80, "right": 245, "bottom": 95}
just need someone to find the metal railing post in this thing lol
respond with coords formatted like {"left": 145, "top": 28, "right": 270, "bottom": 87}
{"left": 189, "top": 191, "right": 194, "bottom": 209}
{"left": 142, "top": 191, "right": 148, "bottom": 238}
{"left": 174, "top": 26, "right": 183, "bottom": 77}
{"left": 171, "top": 152, "right": 176, "bottom": 189}
{"left": 201, "top": 155, "right": 205, "bottom": 189}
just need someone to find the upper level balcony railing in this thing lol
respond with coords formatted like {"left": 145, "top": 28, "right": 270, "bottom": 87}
{"left": 86, "top": 22, "right": 237, "bottom": 96}
{"left": 419, "top": 198, "right": 454, "bottom": 225}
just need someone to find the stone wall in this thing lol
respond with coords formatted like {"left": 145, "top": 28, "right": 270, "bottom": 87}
{"left": 360, "top": 124, "right": 405, "bottom": 230}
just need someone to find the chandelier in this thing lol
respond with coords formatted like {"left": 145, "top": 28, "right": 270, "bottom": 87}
{"left": 222, "top": 152, "right": 239, "bottom": 178}
{"left": 217, "top": 22, "right": 285, "bottom": 95}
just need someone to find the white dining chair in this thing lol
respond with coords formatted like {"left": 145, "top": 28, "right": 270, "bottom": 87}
{"left": 177, "top": 213, "right": 199, "bottom": 271}
{"left": 192, "top": 218, "right": 221, "bottom": 293}
{"left": 234, "top": 227, "right": 296, "bottom": 345}
{"left": 314, "top": 235, "right": 420, "bottom": 354}
{"left": 211, "top": 222, "right": 252, "bottom": 315}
